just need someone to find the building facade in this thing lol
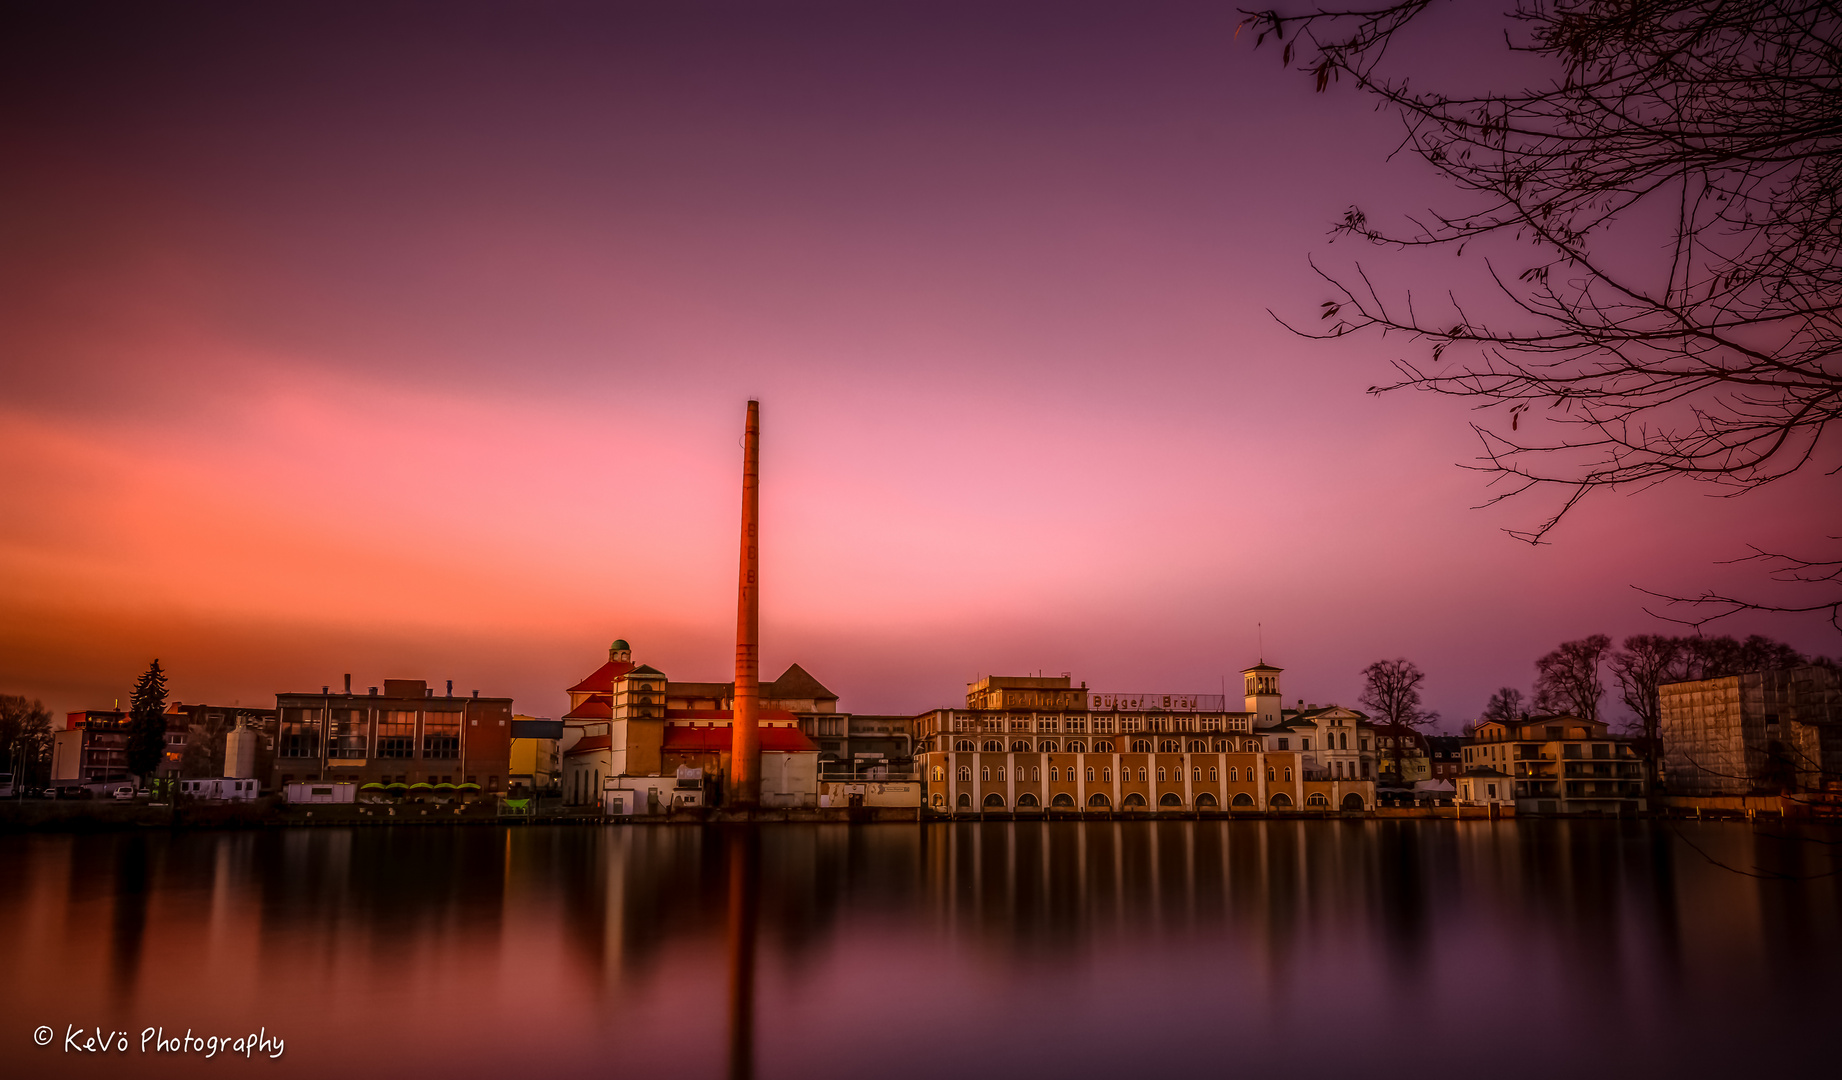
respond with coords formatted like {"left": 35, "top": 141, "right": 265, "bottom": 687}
{"left": 917, "top": 665, "right": 1376, "bottom": 814}
{"left": 271, "top": 678, "right": 513, "bottom": 792}
{"left": 1459, "top": 714, "right": 1647, "bottom": 814}
{"left": 1658, "top": 666, "right": 1841, "bottom": 796}
{"left": 50, "top": 710, "right": 132, "bottom": 787}
{"left": 559, "top": 640, "right": 822, "bottom": 809}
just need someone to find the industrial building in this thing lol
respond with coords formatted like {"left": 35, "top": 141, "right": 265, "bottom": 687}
{"left": 1658, "top": 665, "right": 1841, "bottom": 796}
{"left": 271, "top": 676, "right": 514, "bottom": 793}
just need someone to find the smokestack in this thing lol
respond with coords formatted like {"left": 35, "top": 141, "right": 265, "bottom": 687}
{"left": 731, "top": 399, "right": 761, "bottom": 806}
{"left": 344, "top": 674, "right": 352, "bottom": 695}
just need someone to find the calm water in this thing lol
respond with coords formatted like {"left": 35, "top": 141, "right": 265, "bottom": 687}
{"left": 2, "top": 820, "right": 1839, "bottom": 1078}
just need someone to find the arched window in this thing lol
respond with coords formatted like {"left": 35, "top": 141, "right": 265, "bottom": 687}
{"left": 1090, "top": 741, "right": 1109, "bottom": 752}
{"left": 1016, "top": 792, "right": 1040, "bottom": 807}
{"left": 1157, "top": 767, "right": 1168, "bottom": 783}
{"left": 1132, "top": 739, "right": 1152, "bottom": 753}
{"left": 1340, "top": 733, "right": 1348, "bottom": 750}
{"left": 957, "top": 766, "right": 971, "bottom": 782}
{"left": 1284, "top": 767, "right": 1293, "bottom": 782}
{"left": 1270, "top": 792, "right": 1293, "bottom": 807}
{"left": 1052, "top": 792, "right": 1075, "bottom": 807}
{"left": 1100, "top": 767, "right": 1110, "bottom": 782}
{"left": 983, "top": 792, "right": 1005, "bottom": 808}
{"left": 957, "top": 792, "right": 971, "bottom": 808}
{"left": 1192, "top": 766, "right": 1201, "bottom": 781}
{"left": 981, "top": 766, "right": 991, "bottom": 781}
{"left": 1213, "top": 740, "right": 1228, "bottom": 752}
{"left": 954, "top": 740, "right": 975, "bottom": 752}
{"left": 1196, "top": 791, "right": 1218, "bottom": 807}
{"left": 1231, "top": 792, "right": 1256, "bottom": 807}
{"left": 1031, "top": 767, "right": 1040, "bottom": 781}
{"left": 1307, "top": 792, "right": 1329, "bottom": 806}
{"left": 932, "top": 766, "right": 943, "bottom": 782}
{"left": 1159, "top": 793, "right": 1183, "bottom": 806}
{"left": 1341, "top": 793, "right": 1365, "bottom": 810}
{"left": 1138, "top": 767, "right": 1148, "bottom": 782}
{"left": 1087, "top": 767, "right": 1097, "bottom": 782}
{"left": 1158, "top": 739, "right": 1180, "bottom": 752}
{"left": 981, "top": 740, "right": 1003, "bottom": 752}
{"left": 1208, "top": 767, "right": 1218, "bottom": 781}
{"left": 1123, "top": 792, "right": 1147, "bottom": 808}
{"left": 1229, "top": 767, "right": 1238, "bottom": 782}
{"left": 1267, "top": 767, "right": 1276, "bottom": 782}
{"left": 1038, "top": 741, "right": 1058, "bottom": 753}
{"left": 1011, "top": 740, "right": 1030, "bottom": 752}
{"left": 1050, "top": 767, "right": 1059, "bottom": 781}
{"left": 996, "top": 767, "right": 1006, "bottom": 781}
{"left": 1187, "top": 740, "right": 1206, "bottom": 752}
{"left": 932, "top": 793, "right": 943, "bottom": 806}
{"left": 1068, "top": 741, "right": 1087, "bottom": 752}
{"left": 1088, "top": 792, "right": 1111, "bottom": 807}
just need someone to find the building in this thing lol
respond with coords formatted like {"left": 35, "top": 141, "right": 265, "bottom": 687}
{"left": 271, "top": 677, "right": 514, "bottom": 793}
{"left": 1453, "top": 767, "right": 1514, "bottom": 810}
{"left": 509, "top": 715, "right": 562, "bottom": 793}
{"left": 49, "top": 710, "right": 131, "bottom": 787}
{"left": 916, "top": 664, "right": 1376, "bottom": 815}
{"left": 161, "top": 701, "right": 277, "bottom": 780}
{"left": 1658, "top": 665, "right": 1841, "bottom": 796}
{"left": 560, "top": 640, "right": 822, "bottom": 809}
{"left": 805, "top": 714, "right": 916, "bottom": 777}
{"left": 1426, "top": 735, "right": 1465, "bottom": 781}
{"left": 1459, "top": 714, "right": 1647, "bottom": 814}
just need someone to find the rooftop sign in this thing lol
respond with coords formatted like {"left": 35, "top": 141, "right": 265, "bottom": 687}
{"left": 1090, "top": 693, "right": 1225, "bottom": 713}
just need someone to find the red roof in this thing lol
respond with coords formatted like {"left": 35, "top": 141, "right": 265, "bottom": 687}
{"left": 663, "top": 725, "right": 819, "bottom": 753}
{"left": 564, "top": 734, "right": 612, "bottom": 757}
{"left": 564, "top": 695, "right": 612, "bottom": 720}
{"left": 568, "top": 660, "right": 635, "bottom": 695}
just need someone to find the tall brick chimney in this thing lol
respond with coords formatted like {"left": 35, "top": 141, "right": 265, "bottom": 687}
{"left": 731, "top": 399, "right": 761, "bottom": 806}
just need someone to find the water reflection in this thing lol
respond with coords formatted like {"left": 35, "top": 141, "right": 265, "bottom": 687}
{"left": 2, "top": 820, "right": 1838, "bottom": 1079}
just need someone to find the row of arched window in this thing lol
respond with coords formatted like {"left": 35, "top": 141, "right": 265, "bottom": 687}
{"left": 932, "top": 790, "right": 1355, "bottom": 810}
{"left": 953, "top": 740, "right": 1267, "bottom": 754}
{"left": 938, "top": 764, "right": 1299, "bottom": 784}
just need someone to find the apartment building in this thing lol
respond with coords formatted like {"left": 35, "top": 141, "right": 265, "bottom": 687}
{"left": 1459, "top": 714, "right": 1647, "bottom": 814}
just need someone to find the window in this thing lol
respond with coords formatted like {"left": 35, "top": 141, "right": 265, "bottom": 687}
{"left": 328, "top": 709, "right": 366, "bottom": 759}
{"left": 954, "top": 740, "right": 975, "bottom": 752}
{"left": 1284, "top": 767, "right": 1293, "bottom": 781}
{"left": 1132, "top": 739, "right": 1152, "bottom": 753}
{"left": 1360, "top": 739, "right": 1370, "bottom": 752}
{"left": 1277, "top": 737, "right": 1289, "bottom": 750}
{"left": 1010, "top": 740, "right": 1030, "bottom": 752}
{"left": 1050, "top": 767, "right": 1059, "bottom": 781}
{"left": 377, "top": 710, "right": 416, "bottom": 759}
{"left": 957, "top": 766, "right": 970, "bottom": 782}
{"left": 1209, "top": 767, "right": 1218, "bottom": 781}
{"left": 1087, "top": 767, "right": 1097, "bottom": 782}
{"left": 982, "top": 740, "right": 1003, "bottom": 752}
{"left": 1340, "top": 733, "right": 1348, "bottom": 749}
{"left": 279, "top": 708, "right": 322, "bottom": 758}
{"left": 980, "top": 766, "right": 991, "bottom": 781}
{"left": 932, "top": 766, "right": 943, "bottom": 782}
{"left": 1301, "top": 738, "right": 1310, "bottom": 751}
{"left": 1137, "top": 767, "right": 1147, "bottom": 782}
{"left": 1230, "top": 767, "right": 1238, "bottom": 782}
{"left": 1192, "top": 766, "right": 1201, "bottom": 781}
{"left": 1089, "top": 741, "right": 1108, "bottom": 752}
{"left": 1031, "top": 767, "right": 1040, "bottom": 781}
{"left": 1158, "top": 739, "right": 1180, "bottom": 752}
{"left": 1267, "top": 767, "right": 1275, "bottom": 781}
{"left": 1157, "top": 767, "right": 1167, "bottom": 783}
{"left": 423, "top": 711, "right": 461, "bottom": 759}
{"left": 996, "top": 767, "right": 1006, "bottom": 781}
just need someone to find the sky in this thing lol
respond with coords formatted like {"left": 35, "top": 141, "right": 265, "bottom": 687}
{"left": 2, "top": 1, "right": 1836, "bottom": 727}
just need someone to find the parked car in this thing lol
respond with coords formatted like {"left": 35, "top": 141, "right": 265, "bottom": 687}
{"left": 111, "top": 785, "right": 136, "bottom": 801}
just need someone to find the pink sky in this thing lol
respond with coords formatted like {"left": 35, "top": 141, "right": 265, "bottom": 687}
{"left": 2, "top": 2, "right": 1834, "bottom": 725}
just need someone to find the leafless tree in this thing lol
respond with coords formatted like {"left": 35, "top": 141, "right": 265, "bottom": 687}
{"left": 1241, "top": 1, "right": 1842, "bottom": 631}
{"left": 0, "top": 694, "right": 54, "bottom": 788}
{"left": 1359, "top": 657, "right": 1439, "bottom": 781}
{"left": 1533, "top": 633, "right": 1610, "bottom": 720}
{"left": 1481, "top": 686, "right": 1527, "bottom": 722}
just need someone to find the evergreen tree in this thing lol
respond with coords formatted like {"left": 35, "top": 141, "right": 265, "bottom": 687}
{"left": 125, "top": 660, "right": 169, "bottom": 785}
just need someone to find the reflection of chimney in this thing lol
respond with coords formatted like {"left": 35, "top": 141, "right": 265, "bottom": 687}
{"left": 731, "top": 399, "right": 761, "bottom": 806}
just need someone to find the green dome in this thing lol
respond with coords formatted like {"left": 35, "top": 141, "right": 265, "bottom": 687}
{"left": 611, "top": 639, "right": 630, "bottom": 651}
